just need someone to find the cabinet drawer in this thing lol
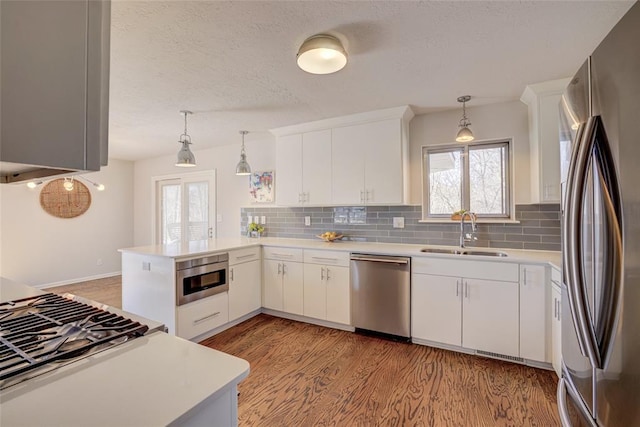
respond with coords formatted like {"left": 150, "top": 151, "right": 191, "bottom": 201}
{"left": 177, "top": 292, "right": 229, "bottom": 340}
{"left": 263, "top": 246, "right": 303, "bottom": 262}
{"left": 412, "top": 257, "right": 519, "bottom": 282}
{"left": 229, "top": 246, "right": 261, "bottom": 265}
{"left": 304, "top": 249, "right": 350, "bottom": 267}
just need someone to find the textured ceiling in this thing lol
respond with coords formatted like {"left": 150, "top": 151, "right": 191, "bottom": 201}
{"left": 109, "top": 0, "right": 634, "bottom": 161}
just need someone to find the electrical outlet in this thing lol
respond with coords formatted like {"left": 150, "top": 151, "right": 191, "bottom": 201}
{"left": 142, "top": 262, "right": 151, "bottom": 271}
{"left": 260, "top": 216, "right": 266, "bottom": 224}
{"left": 96, "top": 258, "right": 103, "bottom": 266}
{"left": 393, "top": 217, "right": 405, "bottom": 229}
{"left": 304, "top": 216, "right": 311, "bottom": 226}
{"left": 247, "top": 215, "right": 253, "bottom": 224}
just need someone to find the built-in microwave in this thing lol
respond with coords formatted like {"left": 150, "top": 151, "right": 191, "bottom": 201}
{"left": 176, "top": 253, "right": 229, "bottom": 306}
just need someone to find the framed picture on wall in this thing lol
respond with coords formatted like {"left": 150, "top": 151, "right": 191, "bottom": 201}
{"left": 249, "top": 171, "right": 275, "bottom": 203}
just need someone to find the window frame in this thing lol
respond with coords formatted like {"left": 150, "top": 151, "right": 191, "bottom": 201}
{"left": 422, "top": 139, "right": 512, "bottom": 220}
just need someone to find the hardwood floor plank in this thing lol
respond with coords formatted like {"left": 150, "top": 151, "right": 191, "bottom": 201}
{"left": 47, "top": 275, "right": 122, "bottom": 308}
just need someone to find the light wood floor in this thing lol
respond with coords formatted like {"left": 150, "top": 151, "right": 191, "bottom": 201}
{"left": 48, "top": 275, "right": 122, "bottom": 308}
{"left": 49, "top": 277, "right": 561, "bottom": 426}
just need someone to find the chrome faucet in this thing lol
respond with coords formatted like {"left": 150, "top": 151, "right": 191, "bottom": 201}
{"left": 459, "top": 211, "right": 477, "bottom": 248}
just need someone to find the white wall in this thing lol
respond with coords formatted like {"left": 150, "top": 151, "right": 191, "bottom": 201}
{"left": 0, "top": 159, "right": 134, "bottom": 287}
{"left": 408, "top": 100, "right": 531, "bottom": 205}
{"left": 133, "top": 136, "right": 276, "bottom": 246}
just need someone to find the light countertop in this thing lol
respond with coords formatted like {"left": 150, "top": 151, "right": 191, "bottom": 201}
{"left": 119, "top": 237, "right": 562, "bottom": 269}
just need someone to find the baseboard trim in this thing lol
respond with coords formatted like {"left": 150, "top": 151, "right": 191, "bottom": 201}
{"left": 37, "top": 272, "right": 122, "bottom": 290}
{"left": 261, "top": 309, "right": 355, "bottom": 332}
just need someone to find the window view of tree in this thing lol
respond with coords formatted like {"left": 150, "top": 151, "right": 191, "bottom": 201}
{"left": 162, "top": 184, "right": 181, "bottom": 244}
{"left": 424, "top": 141, "right": 510, "bottom": 218}
{"left": 187, "top": 182, "right": 209, "bottom": 241}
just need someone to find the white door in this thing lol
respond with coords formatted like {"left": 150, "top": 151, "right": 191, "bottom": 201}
{"left": 276, "top": 134, "right": 303, "bottom": 206}
{"left": 411, "top": 273, "right": 462, "bottom": 346}
{"left": 302, "top": 129, "right": 332, "bottom": 205}
{"left": 154, "top": 171, "right": 216, "bottom": 244}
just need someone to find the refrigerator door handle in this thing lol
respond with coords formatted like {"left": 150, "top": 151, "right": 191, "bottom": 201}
{"left": 557, "top": 378, "right": 573, "bottom": 427}
{"left": 563, "top": 121, "right": 591, "bottom": 360}
{"left": 565, "top": 116, "right": 602, "bottom": 368}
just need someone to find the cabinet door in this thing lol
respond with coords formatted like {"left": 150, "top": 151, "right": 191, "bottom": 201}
{"left": 282, "top": 261, "right": 304, "bottom": 315}
{"left": 551, "top": 285, "right": 562, "bottom": 377}
{"left": 325, "top": 265, "right": 350, "bottom": 325}
{"left": 303, "top": 263, "right": 326, "bottom": 320}
{"left": 302, "top": 129, "right": 332, "bottom": 205}
{"left": 263, "top": 260, "right": 283, "bottom": 311}
{"left": 411, "top": 274, "right": 462, "bottom": 346}
{"left": 331, "top": 124, "right": 365, "bottom": 205}
{"left": 538, "top": 93, "right": 562, "bottom": 202}
{"left": 463, "top": 278, "right": 519, "bottom": 357}
{"left": 229, "top": 260, "right": 261, "bottom": 321}
{"left": 364, "top": 119, "right": 403, "bottom": 204}
{"left": 276, "top": 134, "right": 303, "bottom": 206}
{"left": 519, "top": 264, "right": 548, "bottom": 362}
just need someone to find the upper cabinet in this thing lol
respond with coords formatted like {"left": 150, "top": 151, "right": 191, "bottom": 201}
{"left": 1, "top": 0, "right": 111, "bottom": 183}
{"left": 271, "top": 106, "right": 414, "bottom": 206}
{"left": 521, "top": 78, "right": 571, "bottom": 203}
{"left": 276, "top": 130, "right": 332, "bottom": 206}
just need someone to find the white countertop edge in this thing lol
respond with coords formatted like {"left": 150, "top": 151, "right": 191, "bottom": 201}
{"left": 119, "top": 237, "right": 561, "bottom": 270}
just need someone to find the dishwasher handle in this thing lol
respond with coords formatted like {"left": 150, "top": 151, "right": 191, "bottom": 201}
{"left": 350, "top": 254, "right": 409, "bottom": 265}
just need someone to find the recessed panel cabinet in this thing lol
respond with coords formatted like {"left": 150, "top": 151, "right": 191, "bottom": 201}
{"left": 302, "top": 250, "right": 350, "bottom": 325}
{"left": 519, "top": 264, "right": 548, "bottom": 362}
{"left": 262, "top": 247, "right": 304, "bottom": 315}
{"left": 228, "top": 248, "right": 262, "bottom": 321}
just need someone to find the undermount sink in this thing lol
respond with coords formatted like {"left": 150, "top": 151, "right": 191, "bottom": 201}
{"left": 420, "top": 248, "right": 508, "bottom": 257}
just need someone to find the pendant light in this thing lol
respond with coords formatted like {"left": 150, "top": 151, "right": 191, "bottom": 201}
{"left": 235, "top": 131, "right": 251, "bottom": 175}
{"left": 175, "top": 110, "right": 196, "bottom": 167}
{"left": 297, "top": 34, "right": 348, "bottom": 75}
{"left": 456, "top": 95, "right": 475, "bottom": 143}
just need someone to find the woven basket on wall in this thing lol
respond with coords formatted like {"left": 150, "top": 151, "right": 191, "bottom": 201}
{"left": 39, "top": 178, "right": 91, "bottom": 219}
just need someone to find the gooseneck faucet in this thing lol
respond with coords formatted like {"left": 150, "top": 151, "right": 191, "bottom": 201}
{"left": 459, "top": 211, "right": 477, "bottom": 248}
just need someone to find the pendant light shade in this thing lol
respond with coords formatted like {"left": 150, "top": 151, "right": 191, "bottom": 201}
{"left": 176, "top": 110, "right": 196, "bottom": 167}
{"left": 297, "top": 34, "right": 347, "bottom": 75}
{"left": 235, "top": 131, "right": 252, "bottom": 176}
{"left": 455, "top": 95, "right": 475, "bottom": 143}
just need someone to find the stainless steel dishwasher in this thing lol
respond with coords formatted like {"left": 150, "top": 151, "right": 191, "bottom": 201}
{"left": 350, "top": 253, "right": 411, "bottom": 339}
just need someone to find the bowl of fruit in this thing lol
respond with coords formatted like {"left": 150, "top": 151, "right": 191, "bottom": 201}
{"left": 316, "top": 231, "right": 344, "bottom": 242}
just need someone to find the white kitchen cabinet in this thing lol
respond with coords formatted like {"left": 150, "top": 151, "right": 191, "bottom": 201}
{"left": 521, "top": 78, "right": 571, "bottom": 203}
{"left": 551, "top": 268, "right": 562, "bottom": 377}
{"left": 332, "top": 119, "right": 405, "bottom": 205}
{"left": 275, "top": 129, "right": 332, "bottom": 206}
{"left": 412, "top": 274, "right": 462, "bottom": 347}
{"left": 262, "top": 247, "right": 304, "bottom": 315}
{"left": 519, "top": 264, "right": 548, "bottom": 362}
{"left": 228, "top": 247, "right": 261, "bottom": 322}
{"left": 463, "top": 278, "right": 519, "bottom": 357}
{"left": 302, "top": 250, "right": 350, "bottom": 325}
{"left": 412, "top": 258, "right": 520, "bottom": 357}
{"left": 177, "top": 292, "right": 229, "bottom": 340}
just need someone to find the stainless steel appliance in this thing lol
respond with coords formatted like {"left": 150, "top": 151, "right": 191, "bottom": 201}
{"left": 176, "top": 253, "right": 229, "bottom": 306}
{"left": 557, "top": 3, "right": 640, "bottom": 425}
{"left": 0, "top": 292, "right": 151, "bottom": 390}
{"left": 350, "top": 254, "right": 410, "bottom": 339}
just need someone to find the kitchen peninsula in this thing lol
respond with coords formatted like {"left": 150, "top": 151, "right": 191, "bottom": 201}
{"left": 0, "top": 278, "right": 250, "bottom": 427}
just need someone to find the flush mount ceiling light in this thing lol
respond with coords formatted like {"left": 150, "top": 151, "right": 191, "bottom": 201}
{"left": 456, "top": 95, "right": 475, "bottom": 143}
{"left": 296, "top": 34, "right": 347, "bottom": 75}
{"left": 175, "top": 110, "right": 196, "bottom": 167}
{"left": 235, "top": 131, "right": 252, "bottom": 176}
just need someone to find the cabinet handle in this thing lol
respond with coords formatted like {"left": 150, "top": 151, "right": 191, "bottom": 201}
{"left": 298, "top": 193, "right": 302, "bottom": 203}
{"left": 236, "top": 253, "right": 256, "bottom": 260}
{"left": 304, "top": 192, "right": 309, "bottom": 202}
{"left": 230, "top": 268, "right": 234, "bottom": 281}
{"left": 465, "top": 281, "right": 469, "bottom": 299}
{"left": 554, "top": 297, "right": 558, "bottom": 319}
{"left": 456, "top": 279, "right": 460, "bottom": 297}
{"left": 193, "top": 312, "right": 221, "bottom": 325}
{"left": 360, "top": 190, "right": 365, "bottom": 203}
{"left": 283, "top": 263, "right": 287, "bottom": 275}
{"left": 366, "top": 189, "right": 371, "bottom": 202}
{"left": 523, "top": 268, "right": 527, "bottom": 286}
{"left": 321, "top": 267, "right": 325, "bottom": 280}
{"left": 272, "top": 253, "right": 294, "bottom": 258}
{"left": 326, "top": 268, "right": 331, "bottom": 280}
{"left": 551, "top": 279, "right": 561, "bottom": 287}
{"left": 311, "top": 256, "right": 338, "bottom": 262}
{"left": 277, "top": 263, "right": 282, "bottom": 275}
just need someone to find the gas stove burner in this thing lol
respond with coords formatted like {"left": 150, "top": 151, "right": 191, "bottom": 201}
{"left": 0, "top": 293, "right": 149, "bottom": 389}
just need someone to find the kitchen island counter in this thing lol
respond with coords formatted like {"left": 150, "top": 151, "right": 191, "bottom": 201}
{"left": 0, "top": 280, "right": 250, "bottom": 427}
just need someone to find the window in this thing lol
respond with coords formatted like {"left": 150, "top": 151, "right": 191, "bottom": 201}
{"left": 423, "top": 140, "right": 511, "bottom": 218}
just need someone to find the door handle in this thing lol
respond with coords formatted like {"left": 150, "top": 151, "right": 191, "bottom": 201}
{"left": 320, "top": 267, "right": 325, "bottom": 280}
{"left": 282, "top": 263, "right": 287, "bottom": 275}
{"left": 523, "top": 268, "right": 527, "bottom": 286}
{"left": 360, "top": 190, "right": 364, "bottom": 203}
{"left": 208, "top": 227, "right": 213, "bottom": 238}
{"left": 326, "top": 268, "right": 331, "bottom": 280}
{"left": 456, "top": 279, "right": 460, "bottom": 297}
{"left": 230, "top": 268, "right": 234, "bottom": 282}
{"left": 464, "top": 281, "right": 469, "bottom": 299}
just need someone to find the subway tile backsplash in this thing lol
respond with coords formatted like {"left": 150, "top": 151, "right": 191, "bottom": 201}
{"left": 240, "top": 204, "right": 561, "bottom": 251}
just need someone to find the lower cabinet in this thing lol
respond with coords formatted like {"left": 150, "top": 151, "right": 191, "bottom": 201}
{"left": 262, "top": 247, "right": 304, "bottom": 315}
{"left": 302, "top": 249, "right": 350, "bottom": 325}
{"left": 519, "top": 264, "right": 548, "bottom": 362}
{"left": 228, "top": 248, "right": 261, "bottom": 321}
{"left": 412, "top": 273, "right": 519, "bottom": 357}
{"left": 177, "top": 292, "right": 229, "bottom": 340}
{"left": 551, "top": 269, "right": 562, "bottom": 376}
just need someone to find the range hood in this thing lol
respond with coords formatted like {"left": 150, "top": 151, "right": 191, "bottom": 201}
{"left": 0, "top": 0, "right": 110, "bottom": 184}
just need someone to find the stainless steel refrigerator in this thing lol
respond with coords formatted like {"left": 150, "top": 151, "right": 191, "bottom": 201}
{"left": 557, "top": 2, "right": 640, "bottom": 426}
